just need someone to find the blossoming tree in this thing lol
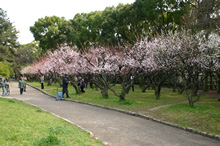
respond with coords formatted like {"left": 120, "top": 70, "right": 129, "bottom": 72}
{"left": 28, "top": 30, "right": 220, "bottom": 106}
{"left": 153, "top": 30, "right": 220, "bottom": 107}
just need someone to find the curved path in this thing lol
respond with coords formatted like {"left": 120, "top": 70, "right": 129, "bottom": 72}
{"left": 6, "top": 81, "right": 219, "bottom": 146}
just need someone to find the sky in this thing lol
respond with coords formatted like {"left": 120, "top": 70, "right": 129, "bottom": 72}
{"left": 1, "top": 0, "right": 136, "bottom": 44}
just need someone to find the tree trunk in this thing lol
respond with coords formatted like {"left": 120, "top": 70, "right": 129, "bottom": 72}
{"left": 193, "top": 87, "right": 198, "bottom": 97}
{"left": 90, "top": 82, "right": 93, "bottom": 88}
{"left": 189, "top": 100, "right": 194, "bottom": 107}
{"left": 72, "top": 83, "right": 81, "bottom": 94}
{"left": 141, "top": 85, "right": 148, "bottom": 92}
{"left": 186, "top": 90, "right": 201, "bottom": 107}
{"left": 203, "top": 74, "right": 208, "bottom": 92}
{"left": 119, "top": 92, "right": 126, "bottom": 101}
{"left": 155, "top": 85, "right": 161, "bottom": 100}
{"left": 101, "top": 88, "right": 109, "bottom": 99}
{"left": 168, "top": 78, "right": 171, "bottom": 88}
{"left": 178, "top": 87, "right": 184, "bottom": 94}
{"left": 210, "top": 73, "right": 213, "bottom": 89}
{"left": 192, "top": 73, "right": 200, "bottom": 96}
{"left": 217, "top": 73, "right": 220, "bottom": 94}
{"left": 173, "top": 74, "right": 177, "bottom": 92}
{"left": 47, "top": 78, "right": 53, "bottom": 86}
{"left": 95, "top": 85, "right": 98, "bottom": 91}
{"left": 119, "top": 85, "right": 126, "bottom": 101}
{"left": 139, "top": 76, "right": 145, "bottom": 90}
{"left": 173, "top": 86, "right": 176, "bottom": 92}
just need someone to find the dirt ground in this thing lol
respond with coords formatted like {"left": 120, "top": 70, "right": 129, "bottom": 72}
{"left": 204, "top": 89, "right": 220, "bottom": 99}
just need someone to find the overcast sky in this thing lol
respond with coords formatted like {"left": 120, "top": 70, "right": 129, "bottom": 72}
{"left": 1, "top": 0, "right": 135, "bottom": 44}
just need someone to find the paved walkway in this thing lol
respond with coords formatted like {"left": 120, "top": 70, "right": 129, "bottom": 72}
{"left": 6, "top": 81, "right": 220, "bottom": 146}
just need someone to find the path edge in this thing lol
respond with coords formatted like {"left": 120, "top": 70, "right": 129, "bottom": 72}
{"left": 27, "top": 84, "right": 220, "bottom": 141}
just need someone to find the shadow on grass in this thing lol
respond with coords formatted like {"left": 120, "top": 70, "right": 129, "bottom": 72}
{"left": 35, "top": 126, "right": 67, "bottom": 146}
{"left": 8, "top": 99, "right": 22, "bottom": 103}
{"left": 35, "top": 135, "right": 63, "bottom": 146}
{"left": 117, "top": 99, "right": 137, "bottom": 105}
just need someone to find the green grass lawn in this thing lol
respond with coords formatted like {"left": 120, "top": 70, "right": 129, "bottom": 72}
{"left": 150, "top": 103, "right": 220, "bottom": 135}
{"left": 28, "top": 81, "right": 220, "bottom": 135}
{"left": 0, "top": 97, "right": 104, "bottom": 146}
{"left": 28, "top": 81, "right": 188, "bottom": 112}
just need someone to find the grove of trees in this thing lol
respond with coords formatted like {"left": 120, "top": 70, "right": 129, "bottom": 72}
{"left": 28, "top": 29, "right": 220, "bottom": 107}
{"left": 0, "top": 8, "right": 42, "bottom": 77}
{"left": 30, "top": 0, "right": 220, "bottom": 51}
{"left": 5, "top": 0, "right": 219, "bottom": 107}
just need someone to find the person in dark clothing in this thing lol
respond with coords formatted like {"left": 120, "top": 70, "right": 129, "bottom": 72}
{"left": 41, "top": 75, "right": 44, "bottom": 89}
{"left": 81, "top": 78, "right": 86, "bottom": 93}
{"left": 62, "top": 74, "right": 70, "bottom": 98}
{"left": 84, "top": 77, "right": 88, "bottom": 88}
{"left": 130, "top": 75, "right": 134, "bottom": 92}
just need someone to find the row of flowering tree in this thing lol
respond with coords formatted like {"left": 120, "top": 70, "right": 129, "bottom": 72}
{"left": 28, "top": 30, "right": 220, "bottom": 107}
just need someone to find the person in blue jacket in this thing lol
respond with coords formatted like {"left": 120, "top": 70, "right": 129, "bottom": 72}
{"left": 62, "top": 74, "right": 70, "bottom": 98}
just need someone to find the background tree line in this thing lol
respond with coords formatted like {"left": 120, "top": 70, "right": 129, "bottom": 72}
{"left": 30, "top": 0, "right": 220, "bottom": 52}
{"left": 1, "top": 0, "right": 219, "bottom": 79}
{"left": 28, "top": 0, "right": 220, "bottom": 96}
{"left": 28, "top": 30, "right": 220, "bottom": 107}
{"left": 0, "top": 8, "right": 42, "bottom": 77}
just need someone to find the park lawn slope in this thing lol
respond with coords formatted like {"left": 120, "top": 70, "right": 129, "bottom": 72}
{"left": 0, "top": 97, "right": 104, "bottom": 146}
{"left": 149, "top": 103, "right": 220, "bottom": 135}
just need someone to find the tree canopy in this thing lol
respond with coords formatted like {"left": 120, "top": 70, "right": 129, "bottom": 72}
{"left": 31, "top": 0, "right": 214, "bottom": 51}
{"left": 14, "top": 41, "right": 42, "bottom": 69}
{"left": 0, "top": 61, "right": 13, "bottom": 77}
{"left": 30, "top": 16, "right": 72, "bottom": 52}
{"left": 0, "top": 8, "right": 19, "bottom": 62}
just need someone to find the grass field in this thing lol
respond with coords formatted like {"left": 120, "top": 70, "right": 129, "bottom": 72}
{"left": 28, "top": 81, "right": 188, "bottom": 111}
{"left": 0, "top": 97, "right": 104, "bottom": 146}
{"left": 150, "top": 103, "right": 220, "bottom": 135}
{"left": 28, "top": 81, "right": 220, "bottom": 135}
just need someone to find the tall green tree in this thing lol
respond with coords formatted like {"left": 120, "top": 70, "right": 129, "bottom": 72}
{"left": 14, "top": 41, "right": 42, "bottom": 68}
{"left": 0, "top": 62, "right": 13, "bottom": 77}
{"left": 133, "top": 0, "right": 190, "bottom": 34}
{"left": 70, "top": 13, "right": 92, "bottom": 49}
{"left": 183, "top": 0, "right": 220, "bottom": 33}
{"left": 70, "top": 11, "right": 108, "bottom": 49}
{"left": 30, "top": 0, "right": 200, "bottom": 51}
{"left": 0, "top": 8, "right": 19, "bottom": 62}
{"left": 30, "top": 16, "right": 73, "bottom": 51}
{"left": 109, "top": 4, "right": 135, "bottom": 45}
{"left": 99, "top": 6, "right": 117, "bottom": 46}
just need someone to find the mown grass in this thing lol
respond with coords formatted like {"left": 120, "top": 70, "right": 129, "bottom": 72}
{"left": 150, "top": 103, "right": 220, "bottom": 135}
{"left": 27, "top": 81, "right": 220, "bottom": 135}
{"left": 0, "top": 97, "right": 104, "bottom": 146}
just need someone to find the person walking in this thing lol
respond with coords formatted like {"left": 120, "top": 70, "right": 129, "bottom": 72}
{"left": 81, "top": 78, "right": 86, "bottom": 93}
{"left": 19, "top": 76, "right": 25, "bottom": 95}
{"left": 130, "top": 75, "right": 134, "bottom": 92}
{"left": 0, "top": 75, "right": 6, "bottom": 96}
{"left": 41, "top": 75, "right": 44, "bottom": 89}
{"left": 62, "top": 74, "right": 70, "bottom": 98}
{"left": 23, "top": 76, "right": 27, "bottom": 92}
{"left": 84, "top": 77, "right": 88, "bottom": 88}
